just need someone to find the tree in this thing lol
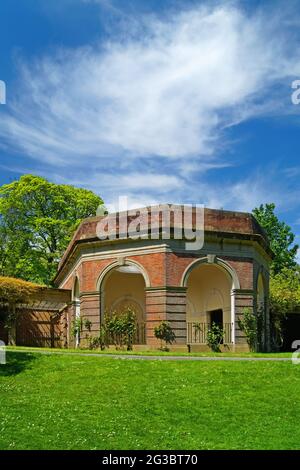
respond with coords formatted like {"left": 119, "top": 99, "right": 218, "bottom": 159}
{"left": 269, "top": 267, "right": 300, "bottom": 347}
{"left": 0, "top": 175, "right": 103, "bottom": 285}
{"left": 253, "top": 203, "right": 298, "bottom": 274}
{"left": 154, "top": 321, "right": 176, "bottom": 350}
{"left": 270, "top": 267, "right": 300, "bottom": 315}
{"left": 105, "top": 307, "right": 137, "bottom": 350}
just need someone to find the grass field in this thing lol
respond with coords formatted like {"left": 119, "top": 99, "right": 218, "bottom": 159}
{"left": 0, "top": 351, "right": 300, "bottom": 450}
{"left": 6, "top": 345, "right": 293, "bottom": 357}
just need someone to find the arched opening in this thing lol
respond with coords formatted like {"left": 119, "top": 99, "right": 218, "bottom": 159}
{"left": 257, "top": 272, "right": 265, "bottom": 314}
{"left": 185, "top": 262, "right": 234, "bottom": 345}
{"left": 72, "top": 277, "right": 80, "bottom": 348}
{"left": 99, "top": 263, "right": 147, "bottom": 344}
{"left": 256, "top": 271, "right": 266, "bottom": 350}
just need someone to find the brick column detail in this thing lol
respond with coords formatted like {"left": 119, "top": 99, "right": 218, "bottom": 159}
{"left": 233, "top": 289, "right": 254, "bottom": 350}
{"left": 79, "top": 292, "right": 100, "bottom": 344}
{"left": 145, "top": 287, "right": 187, "bottom": 348}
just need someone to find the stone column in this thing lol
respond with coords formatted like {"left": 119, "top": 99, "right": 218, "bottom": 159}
{"left": 264, "top": 270, "right": 271, "bottom": 352}
{"left": 233, "top": 289, "right": 254, "bottom": 351}
{"left": 60, "top": 303, "right": 71, "bottom": 348}
{"left": 145, "top": 287, "right": 187, "bottom": 350}
{"left": 265, "top": 293, "right": 271, "bottom": 352}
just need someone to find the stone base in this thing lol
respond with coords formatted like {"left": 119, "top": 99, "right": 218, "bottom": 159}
{"left": 188, "top": 344, "right": 234, "bottom": 352}
{"left": 77, "top": 342, "right": 250, "bottom": 353}
{"left": 231, "top": 343, "right": 251, "bottom": 353}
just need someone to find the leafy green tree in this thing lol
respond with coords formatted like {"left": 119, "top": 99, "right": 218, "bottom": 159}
{"left": 269, "top": 267, "right": 300, "bottom": 347}
{"left": 154, "top": 321, "right": 176, "bottom": 350}
{"left": 105, "top": 307, "right": 137, "bottom": 350}
{"left": 253, "top": 203, "right": 298, "bottom": 274}
{"left": 0, "top": 175, "right": 103, "bottom": 285}
{"left": 270, "top": 267, "right": 300, "bottom": 315}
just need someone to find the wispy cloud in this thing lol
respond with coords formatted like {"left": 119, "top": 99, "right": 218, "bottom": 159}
{"left": 1, "top": 2, "right": 300, "bottom": 209}
{"left": 284, "top": 166, "right": 300, "bottom": 178}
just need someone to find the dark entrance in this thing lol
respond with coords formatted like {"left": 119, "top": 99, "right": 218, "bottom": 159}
{"left": 281, "top": 313, "right": 300, "bottom": 351}
{"left": 209, "top": 309, "right": 223, "bottom": 328}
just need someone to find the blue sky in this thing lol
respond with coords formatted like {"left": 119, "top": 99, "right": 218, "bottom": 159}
{"left": 0, "top": 0, "right": 300, "bottom": 251}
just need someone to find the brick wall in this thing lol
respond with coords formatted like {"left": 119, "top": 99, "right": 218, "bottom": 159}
{"left": 59, "top": 249, "right": 257, "bottom": 350}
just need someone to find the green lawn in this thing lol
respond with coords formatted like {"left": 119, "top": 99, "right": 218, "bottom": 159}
{"left": 0, "top": 351, "right": 300, "bottom": 450}
{"left": 6, "top": 345, "right": 293, "bottom": 357}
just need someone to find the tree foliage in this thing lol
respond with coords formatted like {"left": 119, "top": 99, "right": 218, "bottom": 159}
{"left": 0, "top": 276, "right": 43, "bottom": 345}
{"left": 238, "top": 308, "right": 261, "bottom": 352}
{"left": 154, "top": 321, "right": 176, "bottom": 350}
{"left": 269, "top": 267, "right": 300, "bottom": 345}
{"left": 252, "top": 203, "right": 298, "bottom": 274}
{"left": 105, "top": 307, "right": 137, "bottom": 350}
{"left": 206, "top": 323, "right": 225, "bottom": 352}
{"left": 0, "top": 276, "right": 42, "bottom": 303}
{"left": 0, "top": 174, "right": 103, "bottom": 285}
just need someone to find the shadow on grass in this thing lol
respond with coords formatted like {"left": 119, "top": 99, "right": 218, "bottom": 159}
{"left": 0, "top": 352, "right": 37, "bottom": 377}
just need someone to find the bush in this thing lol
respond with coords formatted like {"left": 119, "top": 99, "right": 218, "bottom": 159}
{"left": 270, "top": 267, "right": 300, "bottom": 349}
{"left": 238, "top": 308, "right": 262, "bottom": 352}
{"left": 0, "top": 276, "right": 42, "bottom": 345}
{"left": 71, "top": 317, "right": 82, "bottom": 341}
{"left": 105, "top": 307, "right": 137, "bottom": 350}
{"left": 154, "top": 321, "right": 176, "bottom": 350}
{"left": 88, "top": 327, "right": 108, "bottom": 351}
{"left": 206, "top": 323, "right": 225, "bottom": 352}
{"left": 0, "top": 276, "right": 42, "bottom": 303}
{"left": 71, "top": 317, "right": 93, "bottom": 348}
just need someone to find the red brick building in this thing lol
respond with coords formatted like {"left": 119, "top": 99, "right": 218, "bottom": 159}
{"left": 53, "top": 205, "right": 272, "bottom": 352}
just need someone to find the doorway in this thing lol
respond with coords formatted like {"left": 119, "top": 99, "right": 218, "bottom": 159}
{"left": 209, "top": 309, "right": 223, "bottom": 328}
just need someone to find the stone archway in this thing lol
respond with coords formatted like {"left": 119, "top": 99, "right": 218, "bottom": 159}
{"left": 257, "top": 271, "right": 266, "bottom": 313}
{"left": 98, "top": 261, "right": 148, "bottom": 344}
{"left": 182, "top": 257, "right": 239, "bottom": 345}
{"left": 72, "top": 277, "right": 80, "bottom": 347}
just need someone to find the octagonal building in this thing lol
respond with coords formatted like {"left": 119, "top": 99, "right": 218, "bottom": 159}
{"left": 54, "top": 205, "right": 272, "bottom": 352}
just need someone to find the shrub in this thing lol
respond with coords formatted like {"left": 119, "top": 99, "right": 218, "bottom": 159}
{"left": 71, "top": 317, "right": 82, "bottom": 340}
{"left": 83, "top": 319, "right": 92, "bottom": 332}
{"left": 0, "top": 276, "right": 42, "bottom": 303}
{"left": 269, "top": 267, "right": 300, "bottom": 349}
{"left": 0, "top": 276, "right": 42, "bottom": 345}
{"left": 71, "top": 317, "right": 94, "bottom": 348}
{"left": 206, "top": 323, "right": 225, "bottom": 352}
{"left": 238, "top": 308, "right": 262, "bottom": 352}
{"left": 105, "top": 307, "right": 137, "bottom": 350}
{"left": 154, "top": 321, "right": 176, "bottom": 350}
{"left": 88, "top": 327, "right": 108, "bottom": 351}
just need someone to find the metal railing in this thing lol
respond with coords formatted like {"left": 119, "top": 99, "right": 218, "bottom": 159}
{"left": 134, "top": 322, "right": 146, "bottom": 344}
{"left": 107, "top": 322, "right": 146, "bottom": 345}
{"left": 187, "top": 322, "right": 233, "bottom": 344}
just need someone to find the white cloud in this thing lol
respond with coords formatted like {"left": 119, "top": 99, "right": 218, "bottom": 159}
{"left": 1, "top": 2, "right": 300, "bottom": 208}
